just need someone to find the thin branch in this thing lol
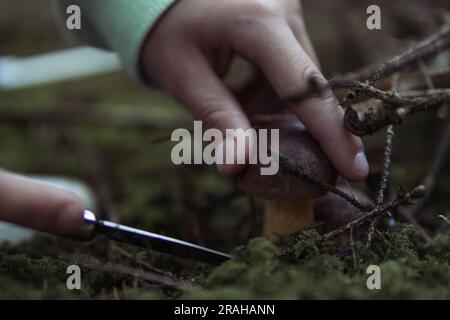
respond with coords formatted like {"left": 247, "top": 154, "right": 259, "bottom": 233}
{"left": 323, "top": 185, "right": 426, "bottom": 240}
{"left": 286, "top": 22, "right": 450, "bottom": 104}
{"left": 341, "top": 82, "right": 450, "bottom": 136}
{"left": 376, "top": 125, "right": 395, "bottom": 205}
{"left": 367, "top": 124, "right": 396, "bottom": 247}
{"left": 278, "top": 152, "right": 371, "bottom": 211}
{"left": 368, "top": 74, "right": 399, "bottom": 247}
{"left": 400, "top": 88, "right": 450, "bottom": 96}
{"left": 330, "top": 23, "right": 450, "bottom": 86}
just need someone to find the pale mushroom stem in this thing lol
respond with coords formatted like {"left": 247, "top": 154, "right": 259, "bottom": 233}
{"left": 263, "top": 199, "right": 314, "bottom": 242}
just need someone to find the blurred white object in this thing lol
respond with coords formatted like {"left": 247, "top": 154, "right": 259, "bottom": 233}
{"left": 0, "top": 46, "right": 121, "bottom": 90}
{"left": 0, "top": 222, "right": 35, "bottom": 243}
{"left": 28, "top": 175, "right": 97, "bottom": 210}
{"left": 0, "top": 176, "right": 97, "bottom": 243}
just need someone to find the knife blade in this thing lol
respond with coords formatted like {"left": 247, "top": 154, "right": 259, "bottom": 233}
{"left": 76, "top": 210, "right": 232, "bottom": 265}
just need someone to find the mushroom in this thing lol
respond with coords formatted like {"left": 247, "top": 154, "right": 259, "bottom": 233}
{"left": 313, "top": 185, "right": 372, "bottom": 233}
{"left": 237, "top": 114, "right": 338, "bottom": 242}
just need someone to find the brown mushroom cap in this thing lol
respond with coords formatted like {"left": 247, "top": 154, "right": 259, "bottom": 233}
{"left": 237, "top": 114, "right": 338, "bottom": 200}
{"left": 313, "top": 186, "right": 372, "bottom": 232}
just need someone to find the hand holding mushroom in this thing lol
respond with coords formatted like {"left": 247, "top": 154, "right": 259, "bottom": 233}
{"left": 143, "top": 0, "right": 370, "bottom": 240}
{"left": 143, "top": 0, "right": 368, "bottom": 180}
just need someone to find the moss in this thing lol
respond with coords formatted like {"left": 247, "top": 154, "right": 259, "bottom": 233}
{"left": 382, "top": 224, "right": 419, "bottom": 261}
{"left": 423, "top": 230, "right": 450, "bottom": 263}
{"left": 0, "top": 252, "right": 67, "bottom": 286}
{"left": 277, "top": 229, "right": 322, "bottom": 263}
{"left": 183, "top": 224, "right": 450, "bottom": 300}
{"left": 233, "top": 238, "right": 276, "bottom": 265}
{"left": 0, "top": 276, "right": 82, "bottom": 300}
{"left": 1, "top": 188, "right": 448, "bottom": 300}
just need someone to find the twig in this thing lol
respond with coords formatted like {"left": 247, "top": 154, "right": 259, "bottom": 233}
{"left": 230, "top": 26, "right": 450, "bottom": 137}
{"left": 278, "top": 152, "right": 371, "bottom": 211}
{"left": 367, "top": 73, "right": 399, "bottom": 247}
{"left": 341, "top": 178, "right": 359, "bottom": 200}
{"left": 330, "top": 23, "right": 450, "bottom": 86}
{"left": 400, "top": 88, "right": 450, "bottom": 96}
{"left": 376, "top": 125, "right": 395, "bottom": 204}
{"left": 341, "top": 81, "right": 450, "bottom": 136}
{"left": 367, "top": 125, "right": 396, "bottom": 247}
{"left": 323, "top": 185, "right": 426, "bottom": 240}
{"left": 327, "top": 25, "right": 450, "bottom": 136}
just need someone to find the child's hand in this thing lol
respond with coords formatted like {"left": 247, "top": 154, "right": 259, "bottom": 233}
{"left": 0, "top": 170, "right": 83, "bottom": 234}
{"left": 142, "top": 0, "right": 368, "bottom": 181}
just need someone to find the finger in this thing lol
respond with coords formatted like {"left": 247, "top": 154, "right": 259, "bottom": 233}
{"left": 230, "top": 19, "right": 368, "bottom": 181}
{"left": 161, "top": 49, "right": 253, "bottom": 176}
{"left": 0, "top": 170, "right": 84, "bottom": 234}
{"left": 231, "top": 70, "right": 282, "bottom": 117}
{"left": 284, "top": 0, "right": 320, "bottom": 67}
{"left": 288, "top": 17, "right": 320, "bottom": 68}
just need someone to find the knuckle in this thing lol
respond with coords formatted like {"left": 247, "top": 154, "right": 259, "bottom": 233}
{"left": 244, "top": 0, "right": 279, "bottom": 17}
{"left": 294, "top": 66, "right": 338, "bottom": 109}
{"left": 196, "top": 99, "right": 240, "bottom": 132}
{"left": 302, "top": 66, "right": 324, "bottom": 85}
{"left": 303, "top": 67, "right": 332, "bottom": 94}
{"left": 233, "top": 0, "right": 281, "bottom": 26}
{"left": 197, "top": 103, "right": 230, "bottom": 130}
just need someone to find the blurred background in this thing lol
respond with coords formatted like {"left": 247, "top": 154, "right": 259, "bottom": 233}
{"left": 0, "top": 0, "right": 449, "bottom": 290}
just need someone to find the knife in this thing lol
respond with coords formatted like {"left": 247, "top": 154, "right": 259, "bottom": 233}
{"left": 71, "top": 210, "right": 232, "bottom": 265}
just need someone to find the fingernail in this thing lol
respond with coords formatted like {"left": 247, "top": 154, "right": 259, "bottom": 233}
{"left": 354, "top": 152, "right": 369, "bottom": 178}
{"left": 215, "top": 134, "right": 251, "bottom": 175}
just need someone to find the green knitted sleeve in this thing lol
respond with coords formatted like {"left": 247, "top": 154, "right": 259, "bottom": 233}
{"left": 60, "top": 0, "right": 176, "bottom": 79}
